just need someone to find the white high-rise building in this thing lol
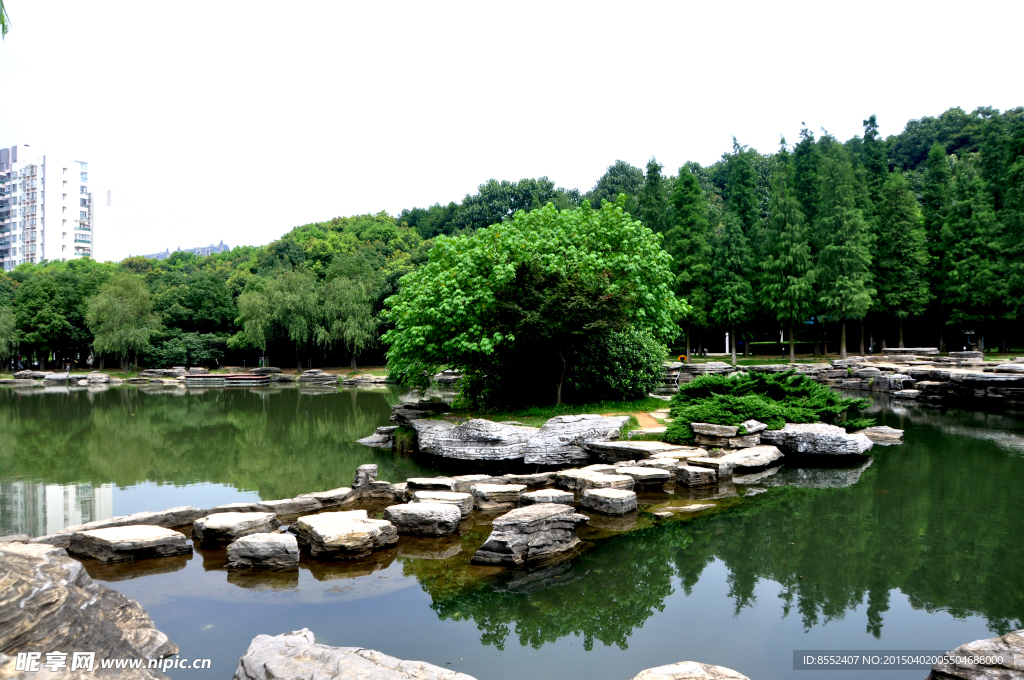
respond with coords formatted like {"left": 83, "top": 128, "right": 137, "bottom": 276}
{"left": 0, "top": 143, "right": 98, "bottom": 270}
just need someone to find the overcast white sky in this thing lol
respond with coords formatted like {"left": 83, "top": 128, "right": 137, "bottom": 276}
{"left": 1, "top": 1, "right": 1021, "bottom": 262}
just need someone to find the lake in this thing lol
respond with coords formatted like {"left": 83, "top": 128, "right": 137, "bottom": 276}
{"left": 0, "top": 385, "right": 1021, "bottom": 680}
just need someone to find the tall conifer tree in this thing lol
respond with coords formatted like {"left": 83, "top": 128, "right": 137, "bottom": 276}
{"left": 792, "top": 127, "right": 821, "bottom": 234}
{"left": 726, "top": 140, "right": 762, "bottom": 253}
{"left": 875, "top": 171, "right": 931, "bottom": 346}
{"left": 762, "top": 145, "right": 814, "bottom": 362}
{"left": 639, "top": 158, "right": 669, "bottom": 234}
{"left": 861, "top": 115, "right": 888, "bottom": 207}
{"left": 711, "top": 212, "right": 754, "bottom": 366}
{"left": 815, "top": 143, "right": 875, "bottom": 358}
{"left": 665, "top": 165, "right": 712, "bottom": 361}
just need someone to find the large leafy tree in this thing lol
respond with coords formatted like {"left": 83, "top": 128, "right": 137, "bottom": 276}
{"left": 382, "top": 199, "right": 687, "bottom": 405}
{"left": 814, "top": 141, "right": 875, "bottom": 358}
{"left": 585, "top": 160, "right": 645, "bottom": 215}
{"left": 638, "top": 158, "right": 669, "bottom": 235}
{"left": 665, "top": 165, "right": 713, "bottom": 359}
{"left": 873, "top": 171, "right": 931, "bottom": 346}
{"left": 762, "top": 146, "right": 814, "bottom": 362}
{"left": 0, "top": 306, "right": 16, "bottom": 364}
{"left": 318, "top": 252, "right": 382, "bottom": 370}
{"left": 86, "top": 272, "right": 160, "bottom": 371}
{"left": 710, "top": 212, "right": 754, "bottom": 366}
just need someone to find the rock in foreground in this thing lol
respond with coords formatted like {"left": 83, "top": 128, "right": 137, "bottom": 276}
{"left": 227, "top": 533, "right": 300, "bottom": 570}
{"left": 231, "top": 629, "right": 477, "bottom": 680}
{"left": 69, "top": 525, "right": 192, "bottom": 563}
{"left": 581, "top": 489, "right": 638, "bottom": 515}
{"left": 631, "top": 661, "right": 751, "bottom": 679}
{"left": 760, "top": 423, "right": 873, "bottom": 455}
{"left": 927, "top": 628, "right": 1024, "bottom": 679}
{"left": 383, "top": 503, "right": 462, "bottom": 536}
{"left": 0, "top": 543, "right": 177, "bottom": 678}
{"left": 193, "top": 512, "right": 280, "bottom": 546}
{"left": 294, "top": 510, "right": 397, "bottom": 559}
{"left": 471, "top": 503, "right": 589, "bottom": 567}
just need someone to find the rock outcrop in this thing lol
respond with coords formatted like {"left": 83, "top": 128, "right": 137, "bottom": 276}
{"left": 927, "top": 628, "right": 1023, "bottom": 679}
{"left": 471, "top": 504, "right": 589, "bottom": 567}
{"left": 227, "top": 533, "right": 300, "bottom": 570}
{"left": 581, "top": 488, "right": 638, "bottom": 515}
{"left": 356, "top": 426, "right": 398, "bottom": 448}
{"left": 192, "top": 512, "right": 280, "bottom": 546}
{"left": 68, "top": 526, "right": 192, "bottom": 563}
{"left": 0, "top": 543, "right": 177, "bottom": 679}
{"left": 231, "top": 629, "right": 477, "bottom": 680}
{"left": 471, "top": 483, "right": 526, "bottom": 511}
{"left": 293, "top": 510, "right": 397, "bottom": 559}
{"left": 522, "top": 414, "right": 631, "bottom": 465}
{"left": 760, "top": 423, "right": 873, "bottom": 455}
{"left": 584, "top": 439, "right": 694, "bottom": 463}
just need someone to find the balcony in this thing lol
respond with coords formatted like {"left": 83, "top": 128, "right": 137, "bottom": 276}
{"left": 75, "top": 224, "right": 91, "bottom": 232}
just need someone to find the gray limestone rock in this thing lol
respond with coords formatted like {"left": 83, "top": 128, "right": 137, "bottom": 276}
{"left": 391, "top": 482, "right": 409, "bottom": 502}
{"left": 688, "top": 445, "right": 783, "bottom": 478}
{"left": 740, "top": 419, "right": 767, "bottom": 434}
{"left": 0, "top": 545, "right": 178, "bottom": 678}
{"left": 471, "top": 483, "right": 527, "bottom": 511}
{"left": 677, "top": 465, "right": 718, "bottom": 487}
{"left": 231, "top": 629, "right": 477, "bottom": 680}
{"left": 927, "top": 628, "right": 1023, "bottom": 680}
{"left": 470, "top": 503, "right": 589, "bottom": 567}
{"left": 411, "top": 418, "right": 537, "bottom": 461}
{"left": 501, "top": 471, "right": 557, "bottom": 488}
{"left": 227, "top": 533, "right": 299, "bottom": 570}
{"left": 57, "top": 505, "right": 209, "bottom": 535}
{"left": 192, "top": 512, "right": 280, "bottom": 546}
{"left": 352, "top": 463, "right": 379, "bottom": 489}
{"left": 584, "top": 439, "right": 693, "bottom": 463}
{"left": 691, "top": 423, "right": 739, "bottom": 437}
{"left": 452, "top": 474, "right": 504, "bottom": 492}
{"left": 581, "top": 488, "right": 638, "bottom": 515}
{"left": 293, "top": 510, "right": 397, "bottom": 559}
{"left": 860, "top": 425, "right": 904, "bottom": 445}
{"left": 296, "top": 486, "right": 356, "bottom": 508}
{"left": 356, "top": 431, "right": 395, "bottom": 448}
{"left": 69, "top": 525, "right": 192, "bottom": 563}
{"left": 614, "top": 466, "right": 672, "bottom": 487}
{"left": 209, "top": 502, "right": 265, "bottom": 513}
{"left": 520, "top": 489, "right": 574, "bottom": 505}
{"left": 411, "top": 491, "right": 474, "bottom": 517}
{"left": 383, "top": 503, "right": 462, "bottom": 536}
{"left": 760, "top": 423, "right": 873, "bottom": 455}
{"left": 522, "top": 414, "right": 631, "bottom": 465}
{"left": 255, "top": 497, "right": 323, "bottom": 516}
{"left": 631, "top": 661, "right": 751, "bottom": 679}
{"left": 407, "top": 476, "right": 458, "bottom": 492}
{"left": 894, "top": 389, "right": 921, "bottom": 399}
{"left": 696, "top": 432, "right": 761, "bottom": 449}
{"left": 364, "top": 480, "right": 396, "bottom": 498}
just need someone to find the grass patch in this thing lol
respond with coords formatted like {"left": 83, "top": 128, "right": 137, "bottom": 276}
{"left": 448, "top": 397, "right": 668, "bottom": 428}
{"left": 665, "top": 371, "right": 872, "bottom": 444}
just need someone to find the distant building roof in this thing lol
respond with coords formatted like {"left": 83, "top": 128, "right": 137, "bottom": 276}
{"left": 140, "top": 242, "right": 230, "bottom": 260}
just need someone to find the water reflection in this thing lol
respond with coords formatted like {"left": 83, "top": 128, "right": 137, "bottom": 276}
{"left": 0, "top": 480, "right": 112, "bottom": 536}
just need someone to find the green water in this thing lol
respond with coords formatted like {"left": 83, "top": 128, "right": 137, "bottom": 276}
{"left": 0, "top": 387, "right": 1021, "bottom": 680}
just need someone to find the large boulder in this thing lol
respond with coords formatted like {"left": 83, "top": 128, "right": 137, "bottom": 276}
{"left": 68, "top": 526, "right": 192, "bottom": 563}
{"left": 584, "top": 439, "right": 695, "bottom": 464}
{"left": 520, "top": 489, "right": 574, "bottom": 505}
{"left": 407, "top": 476, "right": 457, "bottom": 492}
{"left": 227, "top": 533, "right": 299, "bottom": 570}
{"left": 631, "top": 661, "right": 750, "bottom": 679}
{"left": 383, "top": 503, "right": 462, "bottom": 537}
{"left": 293, "top": 510, "right": 397, "bottom": 559}
{"left": 522, "top": 414, "right": 631, "bottom": 465}
{"left": 192, "top": 512, "right": 279, "bottom": 546}
{"left": 760, "top": 423, "right": 873, "bottom": 455}
{"left": 927, "top": 628, "right": 1023, "bottom": 679}
{"left": 581, "top": 489, "right": 638, "bottom": 515}
{"left": 231, "top": 629, "right": 477, "bottom": 680}
{"left": 471, "top": 504, "right": 589, "bottom": 567}
{"left": 688, "top": 445, "right": 783, "bottom": 478}
{"left": 0, "top": 544, "right": 178, "bottom": 678}
{"left": 860, "top": 425, "right": 904, "bottom": 445}
{"left": 615, "top": 466, "right": 672, "bottom": 488}
{"left": 471, "top": 483, "right": 526, "bottom": 511}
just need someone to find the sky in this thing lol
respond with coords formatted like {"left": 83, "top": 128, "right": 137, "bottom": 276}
{"left": 1, "top": 1, "right": 1021, "bottom": 263}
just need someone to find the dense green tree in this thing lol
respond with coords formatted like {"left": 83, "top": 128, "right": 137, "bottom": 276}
{"left": 762, "top": 147, "right": 814, "bottom": 362}
{"left": 0, "top": 306, "right": 16, "bottom": 363}
{"left": 14, "top": 273, "right": 81, "bottom": 369}
{"left": 726, "top": 140, "right": 763, "bottom": 255}
{"left": 233, "top": 279, "right": 274, "bottom": 363}
{"left": 451, "top": 177, "right": 580, "bottom": 232}
{"left": 710, "top": 212, "right": 755, "bottom": 365}
{"left": 86, "top": 272, "right": 160, "bottom": 371}
{"left": 791, "top": 127, "right": 821, "bottom": 237}
{"left": 814, "top": 142, "right": 875, "bottom": 358}
{"left": 666, "top": 165, "right": 713, "bottom": 359}
{"left": 638, "top": 158, "right": 669, "bottom": 234}
{"left": 585, "top": 160, "right": 645, "bottom": 215}
{"left": 860, "top": 115, "right": 888, "bottom": 206}
{"left": 266, "top": 269, "right": 320, "bottom": 369}
{"left": 874, "top": 171, "right": 931, "bottom": 346}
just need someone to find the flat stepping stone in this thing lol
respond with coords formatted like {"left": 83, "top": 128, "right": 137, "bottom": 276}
{"left": 615, "top": 467, "right": 672, "bottom": 486}
{"left": 192, "top": 512, "right": 279, "bottom": 546}
{"left": 471, "top": 484, "right": 526, "bottom": 511}
{"left": 293, "top": 510, "right": 397, "bottom": 559}
{"left": 296, "top": 486, "right": 356, "bottom": 508}
{"left": 651, "top": 447, "right": 707, "bottom": 460}
{"left": 471, "top": 503, "right": 589, "bottom": 567}
{"left": 69, "top": 525, "right": 192, "bottom": 563}
{"left": 520, "top": 489, "right": 574, "bottom": 505}
{"left": 584, "top": 439, "right": 690, "bottom": 463}
{"left": 676, "top": 465, "right": 718, "bottom": 487}
{"left": 406, "top": 477, "right": 457, "bottom": 492}
{"left": 410, "top": 491, "right": 473, "bottom": 517}
{"left": 255, "top": 497, "right": 322, "bottom": 516}
{"left": 227, "top": 533, "right": 299, "bottom": 570}
{"left": 860, "top": 425, "right": 904, "bottom": 445}
{"left": 383, "top": 503, "right": 462, "bottom": 536}
{"left": 689, "top": 445, "right": 783, "bottom": 477}
{"left": 452, "top": 474, "right": 503, "bottom": 492}
{"left": 629, "top": 459, "right": 680, "bottom": 471}
{"left": 502, "top": 472, "right": 557, "bottom": 488}
{"left": 581, "top": 489, "right": 638, "bottom": 515}
{"left": 581, "top": 474, "right": 634, "bottom": 491}
{"left": 691, "top": 423, "right": 739, "bottom": 437}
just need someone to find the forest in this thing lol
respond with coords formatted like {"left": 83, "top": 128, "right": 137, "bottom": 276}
{"left": 0, "top": 105, "right": 1022, "bottom": 374}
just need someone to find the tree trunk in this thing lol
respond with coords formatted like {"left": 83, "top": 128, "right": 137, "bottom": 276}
{"left": 134, "top": 351, "right": 138, "bottom": 371}
{"left": 789, "top": 322, "right": 795, "bottom": 363}
{"left": 730, "top": 325, "right": 737, "bottom": 366}
{"left": 899, "top": 320, "right": 905, "bottom": 349}
{"left": 99, "top": 356, "right": 105, "bottom": 370}
{"left": 881, "top": 338, "right": 887, "bottom": 350}
{"left": 685, "top": 328, "right": 690, "bottom": 364}
{"left": 840, "top": 321, "right": 847, "bottom": 360}
{"left": 860, "top": 319, "right": 866, "bottom": 356}
{"left": 744, "top": 334, "right": 749, "bottom": 358}
{"left": 939, "top": 326, "right": 945, "bottom": 352}
{"left": 122, "top": 357, "right": 128, "bottom": 372}
{"left": 556, "top": 347, "right": 566, "bottom": 405}
{"left": 823, "top": 323, "right": 829, "bottom": 356}
{"left": 295, "top": 346, "right": 301, "bottom": 371}
{"left": 350, "top": 352, "right": 357, "bottom": 371}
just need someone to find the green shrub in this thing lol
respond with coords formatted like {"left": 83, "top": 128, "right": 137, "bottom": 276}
{"left": 569, "top": 328, "right": 666, "bottom": 402}
{"left": 664, "top": 371, "right": 871, "bottom": 444}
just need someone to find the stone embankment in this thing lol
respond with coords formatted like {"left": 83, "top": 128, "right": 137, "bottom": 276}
{"left": 0, "top": 367, "right": 401, "bottom": 390}
{"left": 231, "top": 629, "right": 751, "bottom": 680}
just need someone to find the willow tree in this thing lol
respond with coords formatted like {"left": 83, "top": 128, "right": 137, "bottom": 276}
{"left": 0, "top": 306, "right": 16, "bottom": 366}
{"left": 86, "top": 272, "right": 160, "bottom": 371}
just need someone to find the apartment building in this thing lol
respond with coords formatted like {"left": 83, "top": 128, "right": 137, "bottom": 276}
{"left": 0, "top": 143, "right": 96, "bottom": 270}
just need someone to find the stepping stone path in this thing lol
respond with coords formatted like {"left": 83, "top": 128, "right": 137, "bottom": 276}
{"left": 410, "top": 491, "right": 474, "bottom": 517}
{"left": 677, "top": 465, "right": 718, "bottom": 487}
{"left": 293, "top": 510, "right": 397, "bottom": 559}
{"left": 406, "top": 477, "right": 457, "bottom": 492}
{"left": 471, "top": 503, "right": 589, "bottom": 567}
{"left": 69, "top": 525, "right": 192, "bottom": 563}
{"left": 581, "top": 489, "right": 638, "bottom": 515}
{"left": 615, "top": 466, "right": 672, "bottom": 488}
{"left": 688, "top": 445, "right": 784, "bottom": 478}
{"left": 192, "top": 512, "right": 279, "bottom": 546}
{"left": 383, "top": 503, "right": 462, "bottom": 536}
{"left": 520, "top": 489, "right": 574, "bottom": 505}
{"left": 227, "top": 533, "right": 299, "bottom": 570}
{"left": 255, "top": 497, "right": 322, "bottom": 516}
{"left": 584, "top": 439, "right": 693, "bottom": 463}
{"left": 471, "top": 483, "right": 526, "bottom": 511}
{"left": 296, "top": 486, "right": 356, "bottom": 508}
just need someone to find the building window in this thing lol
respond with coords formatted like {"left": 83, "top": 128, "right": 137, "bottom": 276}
{"left": 80, "top": 172, "right": 87, "bottom": 182}
{"left": 80, "top": 185, "right": 88, "bottom": 194}
{"left": 63, "top": 180, "right": 67, "bottom": 187}
{"left": 80, "top": 210, "right": 87, "bottom": 219}
{"left": 62, "top": 193, "right": 66, "bottom": 200}
{"left": 62, "top": 219, "right": 66, "bottom": 226}
{"left": 79, "top": 162, "right": 88, "bottom": 171}
{"left": 80, "top": 198, "right": 87, "bottom": 207}
{"left": 62, "top": 207, "right": 66, "bottom": 213}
